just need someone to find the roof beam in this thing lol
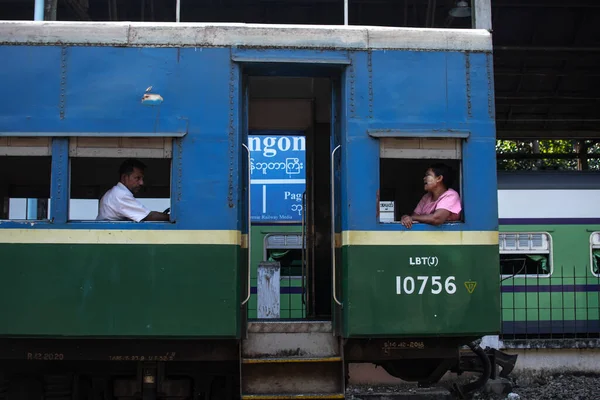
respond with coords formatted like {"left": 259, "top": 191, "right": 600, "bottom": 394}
{"left": 495, "top": 70, "right": 600, "bottom": 78}
{"left": 497, "top": 130, "right": 600, "bottom": 140}
{"left": 497, "top": 119, "right": 600, "bottom": 123}
{"left": 495, "top": 96, "right": 600, "bottom": 105}
{"left": 496, "top": 153, "right": 593, "bottom": 160}
{"left": 492, "top": 0, "right": 600, "bottom": 8}
{"left": 496, "top": 91, "right": 599, "bottom": 98}
{"left": 495, "top": 46, "right": 600, "bottom": 52}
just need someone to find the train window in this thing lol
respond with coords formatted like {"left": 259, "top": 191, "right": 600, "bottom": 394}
{"left": 0, "top": 138, "right": 52, "bottom": 221}
{"left": 591, "top": 232, "right": 600, "bottom": 277}
{"left": 67, "top": 138, "right": 172, "bottom": 222}
{"left": 264, "top": 234, "right": 305, "bottom": 278}
{"left": 263, "top": 233, "right": 305, "bottom": 318}
{"left": 378, "top": 137, "right": 462, "bottom": 224}
{"left": 499, "top": 232, "right": 552, "bottom": 278}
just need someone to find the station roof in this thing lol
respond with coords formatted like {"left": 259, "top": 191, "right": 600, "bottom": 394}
{"left": 1, "top": 0, "right": 599, "bottom": 140}
{"left": 491, "top": 0, "right": 600, "bottom": 140}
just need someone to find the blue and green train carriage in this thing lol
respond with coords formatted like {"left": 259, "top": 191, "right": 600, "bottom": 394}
{"left": 0, "top": 20, "right": 505, "bottom": 399}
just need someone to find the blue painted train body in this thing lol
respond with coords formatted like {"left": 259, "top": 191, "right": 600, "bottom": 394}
{"left": 2, "top": 45, "right": 238, "bottom": 231}
{"left": 0, "top": 21, "right": 504, "bottom": 398}
{"left": 0, "top": 24, "right": 498, "bottom": 233}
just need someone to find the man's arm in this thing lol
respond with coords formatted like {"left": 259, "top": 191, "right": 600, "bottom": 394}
{"left": 142, "top": 211, "right": 170, "bottom": 222}
{"left": 117, "top": 193, "right": 169, "bottom": 222}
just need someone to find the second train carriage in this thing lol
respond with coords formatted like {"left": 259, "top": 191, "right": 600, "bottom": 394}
{"left": 497, "top": 171, "right": 600, "bottom": 341}
{"left": 0, "top": 21, "right": 502, "bottom": 399}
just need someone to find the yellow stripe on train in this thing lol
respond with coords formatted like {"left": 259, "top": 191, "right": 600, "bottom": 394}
{"left": 342, "top": 230, "right": 498, "bottom": 246}
{"left": 0, "top": 229, "right": 497, "bottom": 246}
{"left": 0, "top": 229, "right": 242, "bottom": 245}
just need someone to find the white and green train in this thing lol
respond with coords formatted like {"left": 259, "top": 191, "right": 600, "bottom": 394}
{"left": 498, "top": 171, "right": 600, "bottom": 339}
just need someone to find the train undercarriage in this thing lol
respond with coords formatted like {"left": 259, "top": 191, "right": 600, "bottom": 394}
{"left": 0, "top": 330, "right": 517, "bottom": 400}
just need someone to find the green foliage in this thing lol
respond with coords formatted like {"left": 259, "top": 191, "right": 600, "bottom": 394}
{"left": 496, "top": 140, "right": 599, "bottom": 171}
{"left": 587, "top": 141, "right": 600, "bottom": 170}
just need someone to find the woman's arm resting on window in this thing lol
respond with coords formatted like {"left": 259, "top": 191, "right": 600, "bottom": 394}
{"left": 412, "top": 209, "right": 451, "bottom": 226}
{"left": 400, "top": 214, "right": 414, "bottom": 228}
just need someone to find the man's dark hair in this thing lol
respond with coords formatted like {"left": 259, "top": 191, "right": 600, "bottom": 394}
{"left": 429, "top": 163, "right": 454, "bottom": 188}
{"left": 119, "top": 158, "right": 146, "bottom": 177}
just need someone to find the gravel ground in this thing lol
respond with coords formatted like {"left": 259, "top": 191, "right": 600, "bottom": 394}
{"left": 473, "top": 373, "right": 600, "bottom": 400}
{"left": 348, "top": 373, "right": 600, "bottom": 400}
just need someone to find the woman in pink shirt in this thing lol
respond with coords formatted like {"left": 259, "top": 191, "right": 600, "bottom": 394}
{"left": 400, "top": 163, "right": 462, "bottom": 229}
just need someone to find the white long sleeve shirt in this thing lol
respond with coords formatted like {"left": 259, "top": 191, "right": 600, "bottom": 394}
{"left": 96, "top": 182, "right": 150, "bottom": 222}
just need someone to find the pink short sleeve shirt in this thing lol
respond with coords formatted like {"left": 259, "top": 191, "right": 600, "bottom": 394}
{"left": 414, "top": 188, "right": 462, "bottom": 221}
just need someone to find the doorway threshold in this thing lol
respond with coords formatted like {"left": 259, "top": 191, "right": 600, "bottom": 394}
{"left": 247, "top": 320, "right": 333, "bottom": 333}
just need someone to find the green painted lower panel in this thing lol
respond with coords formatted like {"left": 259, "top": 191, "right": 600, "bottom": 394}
{"left": 0, "top": 244, "right": 240, "bottom": 337}
{"left": 342, "top": 245, "right": 500, "bottom": 337}
{"left": 501, "top": 292, "right": 600, "bottom": 321}
{"left": 248, "top": 225, "right": 306, "bottom": 320}
{"left": 498, "top": 224, "right": 600, "bottom": 334}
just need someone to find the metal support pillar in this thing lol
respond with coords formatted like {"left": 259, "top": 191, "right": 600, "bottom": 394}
{"left": 44, "top": 0, "right": 57, "bottom": 20}
{"left": 34, "top": 0, "right": 44, "bottom": 20}
{"left": 176, "top": 0, "right": 180, "bottom": 22}
{"left": 344, "top": 0, "right": 348, "bottom": 25}
{"left": 471, "top": 0, "right": 491, "bottom": 30}
{"left": 577, "top": 140, "right": 589, "bottom": 171}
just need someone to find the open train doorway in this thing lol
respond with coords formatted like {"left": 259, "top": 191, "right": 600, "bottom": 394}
{"left": 243, "top": 73, "right": 341, "bottom": 321}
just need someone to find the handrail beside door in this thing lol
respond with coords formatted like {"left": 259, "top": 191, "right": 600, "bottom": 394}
{"left": 331, "top": 144, "right": 343, "bottom": 308}
{"left": 241, "top": 143, "right": 251, "bottom": 306}
{"left": 301, "top": 191, "right": 307, "bottom": 312}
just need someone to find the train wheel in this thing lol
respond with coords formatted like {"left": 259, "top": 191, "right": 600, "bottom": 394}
{"left": 208, "top": 375, "right": 238, "bottom": 400}
{"left": 6, "top": 377, "right": 44, "bottom": 400}
{"left": 380, "top": 359, "right": 451, "bottom": 385}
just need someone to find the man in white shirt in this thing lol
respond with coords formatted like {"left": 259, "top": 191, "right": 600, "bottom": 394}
{"left": 96, "top": 159, "right": 170, "bottom": 222}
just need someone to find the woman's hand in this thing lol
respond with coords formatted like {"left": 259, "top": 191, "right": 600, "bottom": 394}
{"left": 401, "top": 214, "right": 413, "bottom": 229}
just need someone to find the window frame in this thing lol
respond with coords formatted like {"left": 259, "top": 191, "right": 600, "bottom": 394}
{"left": 499, "top": 231, "right": 553, "bottom": 279}
{"left": 376, "top": 135, "right": 465, "bottom": 225}
{"left": 263, "top": 233, "right": 305, "bottom": 279}
{"left": 590, "top": 231, "right": 600, "bottom": 278}
{"left": 66, "top": 137, "right": 175, "bottom": 223}
{"left": 0, "top": 131, "right": 182, "bottom": 226}
{"left": 0, "top": 137, "right": 53, "bottom": 222}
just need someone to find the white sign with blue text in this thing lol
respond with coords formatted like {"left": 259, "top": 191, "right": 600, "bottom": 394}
{"left": 249, "top": 134, "right": 306, "bottom": 223}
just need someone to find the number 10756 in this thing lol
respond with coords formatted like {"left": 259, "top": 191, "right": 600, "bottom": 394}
{"left": 396, "top": 276, "right": 457, "bottom": 295}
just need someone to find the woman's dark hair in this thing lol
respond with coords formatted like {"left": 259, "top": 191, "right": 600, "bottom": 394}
{"left": 429, "top": 163, "right": 454, "bottom": 188}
